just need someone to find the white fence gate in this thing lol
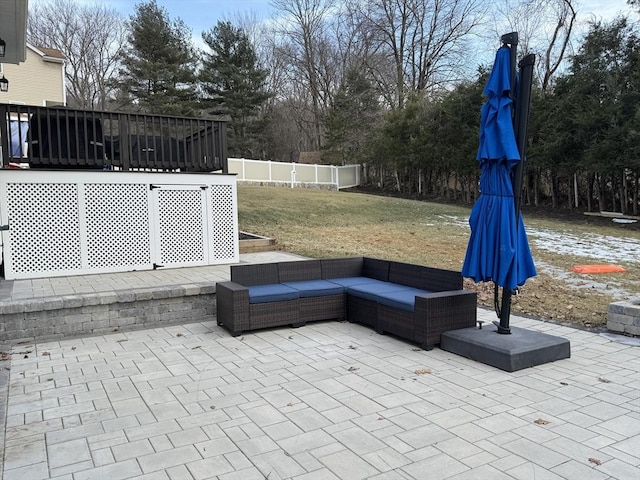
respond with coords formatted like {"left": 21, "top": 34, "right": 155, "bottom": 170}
{"left": 0, "top": 170, "right": 238, "bottom": 279}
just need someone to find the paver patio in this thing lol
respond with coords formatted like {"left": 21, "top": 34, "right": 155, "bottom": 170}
{"left": 0, "top": 254, "right": 638, "bottom": 479}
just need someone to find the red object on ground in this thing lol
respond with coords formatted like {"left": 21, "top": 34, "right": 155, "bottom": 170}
{"left": 570, "top": 265, "right": 627, "bottom": 274}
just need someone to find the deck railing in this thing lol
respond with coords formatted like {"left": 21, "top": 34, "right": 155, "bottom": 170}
{"left": 0, "top": 103, "right": 228, "bottom": 172}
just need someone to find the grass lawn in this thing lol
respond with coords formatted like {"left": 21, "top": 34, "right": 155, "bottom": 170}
{"left": 237, "top": 185, "right": 640, "bottom": 329}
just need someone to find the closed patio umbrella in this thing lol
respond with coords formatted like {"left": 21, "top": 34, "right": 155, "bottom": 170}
{"left": 461, "top": 40, "right": 536, "bottom": 332}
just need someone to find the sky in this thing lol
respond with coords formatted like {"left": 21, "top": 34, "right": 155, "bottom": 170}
{"left": 32, "top": 0, "right": 635, "bottom": 39}
{"left": 29, "top": 0, "right": 636, "bottom": 66}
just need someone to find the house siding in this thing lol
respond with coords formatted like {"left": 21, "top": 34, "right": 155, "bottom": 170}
{"left": 1, "top": 47, "right": 65, "bottom": 106}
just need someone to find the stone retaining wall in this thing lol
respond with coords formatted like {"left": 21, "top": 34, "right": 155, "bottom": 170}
{"left": 607, "top": 299, "right": 640, "bottom": 336}
{"left": 0, "top": 284, "right": 216, "bottom": 343}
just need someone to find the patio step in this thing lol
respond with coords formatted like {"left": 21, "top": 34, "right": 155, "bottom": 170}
{"left": 0, "top": 283, "right": 217, "bottom": 343}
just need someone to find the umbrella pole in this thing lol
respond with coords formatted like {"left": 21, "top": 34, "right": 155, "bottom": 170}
{"left": 497, "top": 51, "right": 536, "bottom": 334}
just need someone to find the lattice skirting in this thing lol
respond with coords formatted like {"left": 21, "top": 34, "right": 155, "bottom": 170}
{"left": 0, "top": 170, "right": 239, "bottom": 279}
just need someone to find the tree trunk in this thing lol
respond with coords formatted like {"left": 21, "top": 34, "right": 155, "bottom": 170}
{"left": 619, "top": 171, "right": 626, "bottom": 214}
{"left": 550, "top": 171, "right": 558, "bottom": 209}
{"left": 634, "top": 172, "right": 638, "bottom": 216}
{"left": 597, "top": 174, "right": 604, "bottom": 211}
{"left": 586, "top": 173, "right": 594, "bottom": 212}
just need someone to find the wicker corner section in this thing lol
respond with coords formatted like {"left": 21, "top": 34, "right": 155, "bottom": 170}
{"left": 217, "top": 257, "right": 478, "bottom": 347}
{"left": 321, "top": 257, "right": 364, "bottom": 279}
{"left": 362, "top": 257, "right": 390, "bottom": 281}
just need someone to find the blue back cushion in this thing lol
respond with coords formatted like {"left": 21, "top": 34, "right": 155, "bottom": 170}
{"left": 282, "top": 280, "right": 344, "bottom": 298}
{"left": 248, "top": 284, "right": 299, "bottom": 304}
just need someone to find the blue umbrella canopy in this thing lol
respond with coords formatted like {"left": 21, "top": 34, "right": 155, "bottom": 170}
{"left": 462, "top": 46, "right": 536, "bottom": 291}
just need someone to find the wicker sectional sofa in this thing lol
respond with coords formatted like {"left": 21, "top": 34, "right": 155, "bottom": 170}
{"left": 216, "top": 257, "right": 477, "bottom": 349}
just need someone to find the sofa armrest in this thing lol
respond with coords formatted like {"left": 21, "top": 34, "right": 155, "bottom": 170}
{"left": 216, "top": 281, "right": 250, "bottom": 336}
{"left": 414, "top": 290, "right": 477, "bottom": 347}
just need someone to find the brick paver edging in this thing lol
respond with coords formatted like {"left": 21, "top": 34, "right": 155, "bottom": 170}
{"left": 0, "top": 284, "right": 217, "bottom": 343}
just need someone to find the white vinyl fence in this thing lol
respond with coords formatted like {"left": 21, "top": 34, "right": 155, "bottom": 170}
{"left": 229, "top": 158, "right": 361, "bottom": 190}
{"left": 0, "top": 170, "right": 239, "bottom": 279}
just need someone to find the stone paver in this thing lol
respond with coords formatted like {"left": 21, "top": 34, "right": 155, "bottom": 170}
{"left": 0, "top": 253, "right": 639, "bottom": 479}
{"left": 2, "top": 313, "right": 639, "bottom": 480}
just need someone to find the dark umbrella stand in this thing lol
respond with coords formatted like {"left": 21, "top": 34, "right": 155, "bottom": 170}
{"left": 440, "top": 32, "right": 570, "bottom": 372}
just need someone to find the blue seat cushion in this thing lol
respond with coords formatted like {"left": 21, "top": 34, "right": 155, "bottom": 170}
{"left": 327, "top": 277, "right": 387, "bottom": 289}
{"left": 282, "top": 280, "right": 344, "bottom": 298}
{"left": 346, "top": 282, "right": 409, "bottom": 302}
{"left": 248, "top": 284, "right": 299, "bottom": 304}
{"left": 376, "top": 288, "right": 431, "bottom": 312}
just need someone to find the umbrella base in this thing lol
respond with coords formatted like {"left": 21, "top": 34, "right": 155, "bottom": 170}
{"left": 440, "top": 326, "right": 570, "bottom": 372}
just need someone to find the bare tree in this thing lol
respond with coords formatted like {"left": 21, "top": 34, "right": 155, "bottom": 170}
{"left": 491, "top": 0, "right": 576, "bottom": 91}
{"left": 356, "top": 0, "right": 486, "bottom": 109}
{"left": 28, "top": 0, "right": 127, "bottom": 109}
{"left": 271, "top": 0, "right": 339, "bottom": 150}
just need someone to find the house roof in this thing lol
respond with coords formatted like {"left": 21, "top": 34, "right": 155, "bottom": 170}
{"left": 27, "top": 43, "right": 65, "bottom": 63}
{"left": 36, "top": 47, "right": 65, "bottom": 59}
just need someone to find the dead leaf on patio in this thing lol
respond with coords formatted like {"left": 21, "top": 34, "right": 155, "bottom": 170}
{"left": 117, "top": 339, "right": 128, "bottom": 343}
{"left": 210, "top": 405, "right": 216, "bottom": 410}
{"left": 378, "top": 416, "right": 385, "bottom": 421}
{"left": 0, "top": 352, "right": 11, "bottom": 361}
{"left": 286, "top": 402, "right": 294, "bottom": 407}
{"left": 349, "top": 345, "right": 358, "bottom": 350}
{"left": 41, "top": 351, "right": 51, "bottom": 356}
{"left": 560, "top": 382, "right": 568, "bottom": 386}
{"left": 598, "top": 377, "right": 611, "bottom": 383}
{"left": 71, "top": 346, "right": 77, "bottom": 350}
{"left": 348, "top": 366, "right": 359, "bottom": 372}
{"left": 588, "top": 457, "right": 602, "bottom": 466}
{"left": 192, "top": 345, "right": 202, "bottom": 350}
{"left": 176, "top": 333, "right": 184, "bottom": 337}
{"left": 414, "top": 368, "right": 432, "bottom": 375}
{"left": 534, "top": 418, "right": 551, "bottom": 425}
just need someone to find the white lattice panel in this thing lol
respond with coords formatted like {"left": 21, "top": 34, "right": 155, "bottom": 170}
{"left": 84, "top": 183, "right": 151, "bottom": 268}
{"left": 157, "top": 188, "right": 206, "bottom": 265}
{"left": 0, "top": 170, "right": 238, "bottom": 279}
{"left": 5, "top": 183, "right": 82, "bottom": 274}
{"left": 209, "top": 185, "right": 237, "bottom": 260}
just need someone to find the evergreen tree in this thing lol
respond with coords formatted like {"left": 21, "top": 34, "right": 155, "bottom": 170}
{"left": 323, "top": 68, "right": 380, "bottom": 165}
{"left": 536, "top": 17, "right": 640, "bottom": 210}
{"left": 119, "top": 0, "right": 198, "bottom": 116}
{"left": 201, "top": 21, "right": 270, "bottom": 158}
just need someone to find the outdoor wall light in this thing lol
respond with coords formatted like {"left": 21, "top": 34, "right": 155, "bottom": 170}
{"left": 0, "top": 75, "right": 8, "bottom": 92}
{"left": 0, "top": 38, "right": 5, "bottom": 57}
